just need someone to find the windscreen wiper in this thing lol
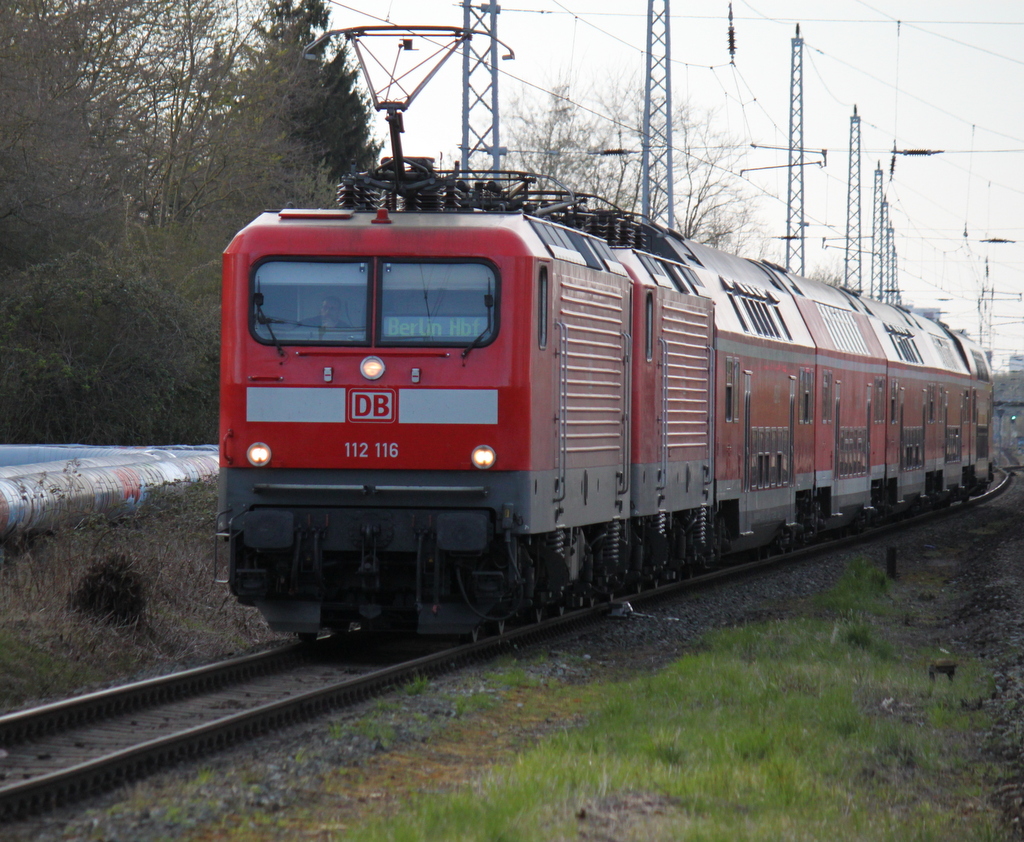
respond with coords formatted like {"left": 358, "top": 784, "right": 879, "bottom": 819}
{"left": 254, "top": 293, "right": 285, "bottom": 357}
{"left": 461, "top": 292, "right": 494, "bottom": 364}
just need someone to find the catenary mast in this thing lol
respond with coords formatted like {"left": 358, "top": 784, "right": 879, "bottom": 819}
{"left": 642, "top": 0, "right": 674, "bottom": 228}
{"left": 785, "top": 24, "right": 805, "bottom": 275}
{"left": 844, "top": 106, "right": 862, "bottom": 292}
{"left": 460, "top": 1, "right": 504, "bottom": 173}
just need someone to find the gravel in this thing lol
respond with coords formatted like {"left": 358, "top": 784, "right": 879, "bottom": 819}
{"left": 6, "top": 473, "right": 1024, "bottom": 841}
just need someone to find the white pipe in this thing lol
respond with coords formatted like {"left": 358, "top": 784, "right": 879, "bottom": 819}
{"left": 0, "top": 447, "right": 218, "bottom": 538}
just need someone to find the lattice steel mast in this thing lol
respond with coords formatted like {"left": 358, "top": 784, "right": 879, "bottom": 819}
{"left": 871, "top": 164, "right": 884, "bottom": 300}
{"left": 785, "top": 24, "right": 805, "bottom": 276}
{"left": 460, "top": 1, "right": 505, "bottom": 173}
{"left": 642, "top": 0, "right": 674, "bottom": 228}
{"left": 844, "top": 106, "right": 862, "bottom": 292}
{"left": 869, "top": 161, "right": 902, "bottom": 305}
{"left": 884, "top": 215, "right": 899, "bottom": 305}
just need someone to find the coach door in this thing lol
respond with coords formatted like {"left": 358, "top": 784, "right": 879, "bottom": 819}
{"left": 553, "top": 319, "right": 568, "bottom": 507}
{"left": 963, "top": 390, "right": 972, "bottom": 467}
{"left": 832, "top": 380, "right": 842, "bottom": 516}
{"left": 897, "top": 384, "right": 907, "bottom": 503}
{"left": 865, "top": 382, "right": 872, "bottom": 481}
{"left": 657, "top": 335, "right": 669, "bottom": 493}
{"left": 787, "top": 374, "right": 798, "bottom": 523}
{"left": 740, "top": 370, "right": 753, "bottom": 534}
{"left": 742, "top": 371, "right": 752, "bottom": 492}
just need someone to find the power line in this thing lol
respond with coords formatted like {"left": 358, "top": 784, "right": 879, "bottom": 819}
{"left": 853, "top": 0, "right": 1024, "bottom": 68}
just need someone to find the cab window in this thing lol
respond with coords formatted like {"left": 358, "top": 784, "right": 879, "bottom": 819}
{"left": 379, "top": 261, "right": 497, "bottom": 347}
{"left": 252, "top": 260, "right": 369, "bottom": 344}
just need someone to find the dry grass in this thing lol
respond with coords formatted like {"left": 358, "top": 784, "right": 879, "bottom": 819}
{"left": 0, "top": 479, "right": 282, "bottom": 712}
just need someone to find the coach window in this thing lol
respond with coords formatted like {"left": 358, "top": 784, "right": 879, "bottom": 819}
{"left": 821, "top": 370, "right": 833, "bottom": 423}
{"left": 799, "top": 368, "right": 814, "bottom": 423}
{"left": 251, "top": 260, "right": 369, "bottom": 345}
{"left": 644, "top": 292, "right": 654, "bottom": 362}
{"left": 725, "top": 356, "right": 740, "bottom": 422}
{"left": 874, "top": 377, "right": 885, "bottom": 422}
{"left": 379, "top": 261, "right": 498, "bottom": 347}
{"left": 537, "top": 266, "right": 549, "bottom": 349}
{"left": 890, "top": 379, "right": 899, "bottom": 424}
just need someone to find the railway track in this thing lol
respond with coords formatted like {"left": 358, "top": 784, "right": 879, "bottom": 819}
{"left": 0, "top": 471, "right": 1010, "bottom": 821}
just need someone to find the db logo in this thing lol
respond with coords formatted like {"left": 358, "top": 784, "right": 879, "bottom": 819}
{"left": 349, "top": 390, "right": 395, "bottom": 422}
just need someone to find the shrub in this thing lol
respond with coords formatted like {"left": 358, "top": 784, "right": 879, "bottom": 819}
{"left": 0, "top": 249, "right": 219, "bottom": 444}
{"left": 70, "top": 553, "right": 147, "bottom": 627}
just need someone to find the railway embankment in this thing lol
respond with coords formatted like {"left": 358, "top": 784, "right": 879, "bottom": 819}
{"left": 3, "top": 475, "right": 1024, "bottom": 839}
{"left": 0, "top": 480, "right": 282, "bottom": 714}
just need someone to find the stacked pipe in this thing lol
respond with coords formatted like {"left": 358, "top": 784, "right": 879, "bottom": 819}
{"left": 0, "top": 446, "right": 218, "bottom": 538}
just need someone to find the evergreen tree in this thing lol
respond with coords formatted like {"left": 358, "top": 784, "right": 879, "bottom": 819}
{"left": 306, "top": 48, "right": 380, "bottom": 179}
{"left": 259, "top": 0, "right": 380, "bottom": 182}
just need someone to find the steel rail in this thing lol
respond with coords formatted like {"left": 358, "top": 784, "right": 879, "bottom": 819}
{"left": 0, "top": 609, "right": 601, "bottom": 821}
{"left": 1, "top": 472, "right": 1010, "bottom": 821}
{"left": 0, "top": 645, "right": 307, "bottom": 748}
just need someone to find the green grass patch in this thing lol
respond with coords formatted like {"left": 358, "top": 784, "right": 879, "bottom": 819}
{"left": 403, "top": 674, "right": 430, "bottom": 696}
{"left": 814, "top": 555, "right": 890, "bottom": 614}
{"left": 491, "top": 665, "right": 542, "bottom": 689}
{"left": 338, "top": 560, "right": 1000, "bottom": 842}
{"left": 0, "top": 629, "right": 102, "bottom": 707}
{"left": 452, "top": 691, "right": 500, "bottom": 718}
{"left": 351, "top": 717, "right": 397, "bottom": 748}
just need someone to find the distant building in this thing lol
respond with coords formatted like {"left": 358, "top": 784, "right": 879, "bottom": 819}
{"left": 910, "top": 306, "right": 943, "bottom": 323}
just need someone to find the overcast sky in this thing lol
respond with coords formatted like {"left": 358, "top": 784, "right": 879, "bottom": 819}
{"left": 327, "top": 1, "right": 1024, "bottom": 370}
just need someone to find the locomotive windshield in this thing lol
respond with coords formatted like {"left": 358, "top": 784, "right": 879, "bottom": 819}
{"left": 250, "top": 259, "right": 498, "bottom": 348}
{"left": 379, "top": 262, "right": 496, "bottom": 346}
{"left": 252, "top": 260, "right": 369, "bottom": 343}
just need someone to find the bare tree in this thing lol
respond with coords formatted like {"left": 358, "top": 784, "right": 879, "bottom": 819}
{"left": 0, "top": 0, "right": 374, "bottom": 271}
{"left": 0, "top": 0, "right": 380, "bottom": 443}
{"left": 0, "top": 0, "right": 147, "bottom": 265}
{"left": 806, "top": 258, "right": 845, "bottom": 287}
{"left": 504, "top": 73, "right": 761, "bottom": 251}
{"left": 505, "top": 76, "right": 640, "bottom": 210}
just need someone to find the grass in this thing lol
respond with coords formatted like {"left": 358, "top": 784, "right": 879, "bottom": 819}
{"left": 453, "top": 690, "right": 501, "bottom": 718}
{"left": 403, "top": 674, "right": 430, "bottom": 696}
{"left": 0, "top": 480, "right": 280, "bottom": 711}
{"left": 814, "top": 554, "right": 891, "bottom": 614}
{"left": 332, "top": 557, "right": 1002, "bottom": 842}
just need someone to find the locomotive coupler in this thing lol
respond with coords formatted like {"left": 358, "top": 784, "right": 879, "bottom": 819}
{"left": 289, "top": 515, "right": 327, "bottom": 595}
{"left": 358, "top": 523, "right": 381, "bottom": 591}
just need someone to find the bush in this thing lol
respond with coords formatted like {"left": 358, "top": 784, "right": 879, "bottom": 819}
{"left": 71, "top": 553, "right": 147, "bottom": 627}
{"left": 0, "top": 249, "right": 219, "bottom": 444}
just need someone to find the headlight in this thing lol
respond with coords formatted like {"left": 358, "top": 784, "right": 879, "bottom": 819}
{"left": 471, "top": 445, "right": 496, "bottom": 470}
{"left": 247, "top": 442, "right": 272, "bottom": 466}
{"left": 360, "top": 355, "right": 385, "bottom": 380}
